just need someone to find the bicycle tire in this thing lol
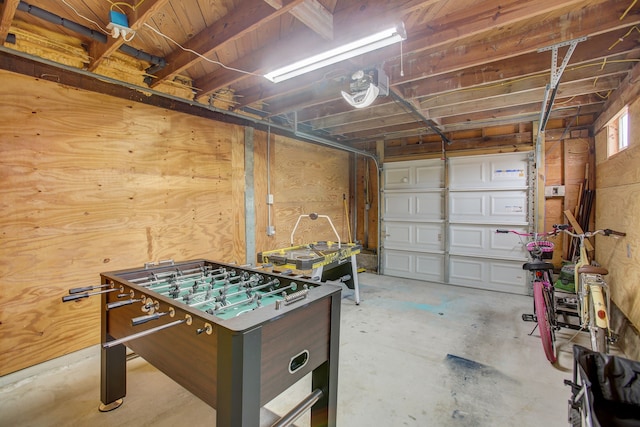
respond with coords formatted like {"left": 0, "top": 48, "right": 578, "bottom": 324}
{"left": 568, "top": 407, "right": 582, "bottom": 427}
{"left": 533, "top": 280, "right": 556, "bottom": 363}
{"left": 589, "top": 320, "right": 609, "bottom": 354}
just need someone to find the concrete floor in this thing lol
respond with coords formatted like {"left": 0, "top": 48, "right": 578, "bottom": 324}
{"left": 1, "top": 273, "right": 610, "bottom": 427}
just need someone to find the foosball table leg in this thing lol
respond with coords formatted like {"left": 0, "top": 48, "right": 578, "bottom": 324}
{"left": 216, "top": 327, "right": 262, "bottom": 427}
{"left": 99, "top": 336, "right": 126, "bottom": 412}
{"left": 310, "top": 292, "right": 340, "bottom": 427}
{"left": 349, "top": 254, "right": 360, "bottom": 305}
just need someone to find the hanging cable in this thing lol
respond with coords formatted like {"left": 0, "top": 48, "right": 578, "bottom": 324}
{"left": 143, "top": 23, "right": 263, "bottom": 77}
{"left": 620, "top": 0, "right": 638, "bottom": 20}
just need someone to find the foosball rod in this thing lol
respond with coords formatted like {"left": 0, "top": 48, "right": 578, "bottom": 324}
{"left": 271, "top": 388, "right": 324, "bottom": 427}
{"left": 129, "top": 266, "right": 216, "bottom": 283}
{"left": 102, "top": 317, "right": 190, "bottom": 349}
{"left": 62, "top": 288, "right": 120, "bottom": 302}
{"left": 131, "top": 271, "right": 214, "bottom": 288}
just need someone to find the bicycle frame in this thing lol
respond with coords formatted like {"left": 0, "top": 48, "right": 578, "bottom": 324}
{"left": 557, "top": 226, "right": 625, "bottom": 353}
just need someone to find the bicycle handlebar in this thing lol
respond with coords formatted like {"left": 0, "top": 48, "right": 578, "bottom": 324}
{"left": 552, "top": 224, "right": 626, "bottom": 238}
{"left": 495, "top": 229, "right": 558, "bottom": 237}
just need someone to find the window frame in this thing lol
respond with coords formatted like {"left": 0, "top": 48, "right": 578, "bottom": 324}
{"left": 607, "top": 106, "right": 630, "bottom": 158}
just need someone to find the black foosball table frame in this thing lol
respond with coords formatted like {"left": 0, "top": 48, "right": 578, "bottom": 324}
{"left": 95, "top": 259, "right": 341, "bottom": 427}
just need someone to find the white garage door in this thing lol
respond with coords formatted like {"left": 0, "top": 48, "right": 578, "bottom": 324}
{"left": 382, "top": 152, "right": 532, "bottom": 295}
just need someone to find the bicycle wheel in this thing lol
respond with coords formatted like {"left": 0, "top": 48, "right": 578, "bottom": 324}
{"left": 533, "top": 280, "right": 556, "bottom": 363}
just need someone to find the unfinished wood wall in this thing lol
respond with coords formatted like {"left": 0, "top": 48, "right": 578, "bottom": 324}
{"left": 254, "top": 133, "right": 351, "bottom": 254}
{"left": 0, "top": 70, "right": 350, "bottom": 375}
{"left": 543, "top": 132, "right": 594, "bottom": 265}
{"left": 594, "top": 96, "right": 640, "bottom": 335}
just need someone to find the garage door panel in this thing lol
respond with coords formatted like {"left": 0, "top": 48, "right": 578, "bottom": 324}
{"left": 415, "top": 254, "right": 444, "bottom": 282}
{"left": 385, "top": 167, "right": 412, "bottom": 189}
{"left": 450, "top": 194, "right": 484, "bottom": 217}
{"left": 489, "top": 159, "right": 527, "bottom": 187}
{"left": 450, "top": 153, "right": 528, "bottom": 189}
{"left": 450, "top": 191, "right": 527, "bottom": 223}
{"left": 415, "top": 193, "right": 443, "bottom": 219}
{"left": 449, "top": 256, "right": 527, "bottom": 294}
{"left": 384, "top": 159, "right": 444, "bottom": 190}
{"left": 450, "top": 226, "right": 485, "bottom": 252}
{"left": 384, "top": 250, "right": 413, "bottom": 272}
{"left": 383, "top": 249, "right": 444, "bottom": 282}
{"left": 490, "top": 262, "right": 527, "bottom": 290}
{"left": 449, "top": 160, "right": 487, "bottom": 188}
{"left": 384, "top": 193, "right": 413, "bottom": 217}
{"left": 490, "top": 193, "right": 527, "bottom": 218}
{"left": 415, "top": 224, "right": 444, "bottom": 251}
{"left": 384, "top": 222, "right": 412, "bottom": 246}
{"left": 415, "top": 164, "right": 444, "bottom": 187}
{"left": 384, "top": 192, "right": 442, "bottom": 220}
{"left": 382, "top": 153, "right": 531, "bottom": 295}
{"left": 492, "top": 226, "right": 528, "bottom": 259}
{"left": 383, "top": 221, "right": 444, "bottom": 252}
{"left": 450, "top": 224, "right": 529, "bottom": 259}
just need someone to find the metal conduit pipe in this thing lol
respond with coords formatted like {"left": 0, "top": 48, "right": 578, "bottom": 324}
{"left": 119, "top": 44, "right": 166, "bottom": 68}
{"left": 17, "top": 1, "right": 107, "bottom": 43}
{"left": 17, "top": 1, "right": 165, "bottom": 67}
{"left": 1, "top": 44, "right": 383, "bottom": 272}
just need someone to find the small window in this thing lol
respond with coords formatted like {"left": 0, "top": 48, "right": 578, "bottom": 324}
{"left": 607, "top": 107, "right": 629, "bottom": 157}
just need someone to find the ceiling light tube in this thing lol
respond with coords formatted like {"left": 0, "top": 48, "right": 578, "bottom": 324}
{"left": 264, "top": 22, "right": 406, "bottom": 83}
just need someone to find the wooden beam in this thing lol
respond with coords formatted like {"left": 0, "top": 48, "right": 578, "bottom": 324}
{"left": 194, "top": 0, "right": 438, "bottom": 95}
{"left": 564, "top": 209, "right": 594, "bottom": 251}
{"left": 88, "top": 0, "right": 170, "bottom": 71}
{"left": 265, "top": 0, "right": 334, "bottom": 40}
{"left": 282, "top": 32, "right": 640, "bottom": 125}
{"left": 149, "top": 0, "right": 305, "bottom": 87}
{"left": 383, "top": 132, "right": 533, "bottom": 157}
{"left": 402, "top": 0, "right": 587, "bottom": 59}
{"left": 0, "top": 0, "right": 19, "bottom": 46}
{"left": 388, "top": 0, "right": 639, "bottom": 84}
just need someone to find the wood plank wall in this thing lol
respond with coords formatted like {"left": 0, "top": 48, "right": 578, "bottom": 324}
{"left": 254, "top": 135, "right": 350, "bottom": 253}
{"left": 0, "top": 70, "right": 350, "bottom": 375}
{"left": 594, "top": 96, "right": 640, "bottom": 341}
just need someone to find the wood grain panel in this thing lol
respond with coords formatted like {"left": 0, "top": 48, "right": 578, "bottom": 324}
{"left": 592, "top": 98, "right": 640, "bottom": 332}
{"left": 0, "top": 71, "right": 239, "bottom": 375}
{"left": 564, "top": 138, "right": 593, "bottom": 228}
{"left": 0, "top": 69, "right": 353, "bottom": 375}
{"left": 256, "top": 135, "right": 351, "bottom": 252}
{"left": 594, "top": 184, "right": 640, "bottom": 328}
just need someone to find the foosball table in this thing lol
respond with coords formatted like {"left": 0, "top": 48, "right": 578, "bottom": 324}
{"left": 64, "top": 259, "right": 341, "bottom": 427}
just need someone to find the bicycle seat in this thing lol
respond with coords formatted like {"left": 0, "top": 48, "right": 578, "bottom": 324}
{"left": 523, "top": 260, "right": 554, "bottom": 271}
{"left": 578, "top": 265, "right": 608, "bottom": 275}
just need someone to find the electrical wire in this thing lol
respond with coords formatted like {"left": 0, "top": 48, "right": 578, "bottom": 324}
{"left": 143, "top": 23, "right": 263, "bottom": 77}
{"left": 608, "top": 26, "right": 640, "bottom": 50}
{"left": 620, "top": 0, "right": 638, "bottom": 20}
{"left": 106, "top": 0, "right": 147, "bottom": 13}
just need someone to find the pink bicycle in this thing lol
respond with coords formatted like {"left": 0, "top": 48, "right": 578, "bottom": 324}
{"left": 497, "top": 228, "right": 558, "bottom": 363}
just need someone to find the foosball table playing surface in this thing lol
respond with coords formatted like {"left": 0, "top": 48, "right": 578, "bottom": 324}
{"left": 93, "top": 259, "right": 341, "bottom": 427}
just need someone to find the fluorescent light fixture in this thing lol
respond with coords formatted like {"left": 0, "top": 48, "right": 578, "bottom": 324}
{"left": 264, "top": 22, "right": 406, "bottom": 83}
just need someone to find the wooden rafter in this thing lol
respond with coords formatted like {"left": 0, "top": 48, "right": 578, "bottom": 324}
{"left": 0, "top": 0, "right": 19, "bottom": 46}
{"left": 148, "top": 0, "right": 306, "bottom": 88}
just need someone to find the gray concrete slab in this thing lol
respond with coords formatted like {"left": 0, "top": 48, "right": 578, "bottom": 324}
{"left": 1, "top": 273, "right": 609, "bottom": 426}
